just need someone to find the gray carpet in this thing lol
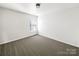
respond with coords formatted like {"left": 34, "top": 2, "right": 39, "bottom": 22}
{"left": 0, "top": 35, "right": 79, "bottom": 56}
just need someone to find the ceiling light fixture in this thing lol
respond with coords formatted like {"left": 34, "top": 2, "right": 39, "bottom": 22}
{"left": 36, "top": 3, "right": 40, "bottom": 8}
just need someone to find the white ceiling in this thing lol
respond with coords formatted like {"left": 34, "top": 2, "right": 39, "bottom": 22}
{"left": 37, "top": 3, "right": 79, "bottom": 14}
{"left": 0, "top": 3, "right": 79, "bottom": 15}
{"left": 0, "top": 3, "right": 37, "bottom": 15}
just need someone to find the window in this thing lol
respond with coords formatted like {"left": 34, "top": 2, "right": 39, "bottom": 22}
{"left": 29, "top": 18, "right": 38, "bottom": 34}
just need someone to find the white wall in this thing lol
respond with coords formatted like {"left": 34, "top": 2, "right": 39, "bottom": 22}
{"left": 0, "top": 7, "right": 38, "bottom": 44}
{"left": 0, "top": 9, "right": 3, "bottom": 43}
{"left": 38, "top": 8, "right": 79, "bottom": 47}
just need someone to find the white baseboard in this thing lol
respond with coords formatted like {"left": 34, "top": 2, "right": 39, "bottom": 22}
{"left": 0, "top": 34, "right": 36, "bottom": 45}
{"left": 39, "top": 32, "right": 79, "bottom": 48}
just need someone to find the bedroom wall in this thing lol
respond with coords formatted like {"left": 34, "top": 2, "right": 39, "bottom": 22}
{"left": 38, "top": 8, "right": 79, "bottom": 47}
{"left": 0, "top": 9, "right": 3, "bottom": 43}
{"left": 0, "top": 7, "right": 38, "bottom": 44}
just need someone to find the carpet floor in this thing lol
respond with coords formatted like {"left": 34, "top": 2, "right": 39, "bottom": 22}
{"left": 0, "top": 35, "right": 79, "bottom": 56}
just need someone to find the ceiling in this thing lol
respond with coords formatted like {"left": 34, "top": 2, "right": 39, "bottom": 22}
{"left": 0, "top": 3, "right": 79, "bottom": 16}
